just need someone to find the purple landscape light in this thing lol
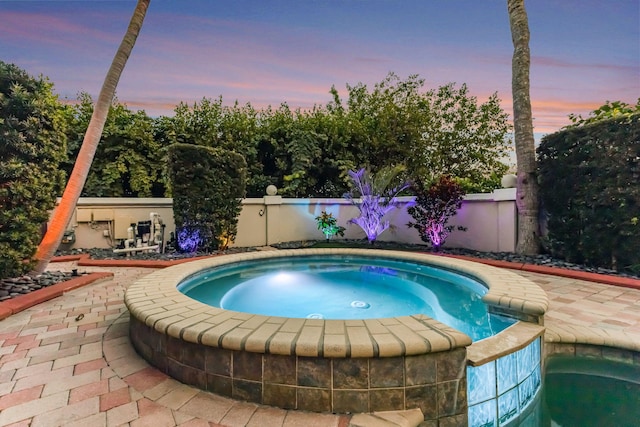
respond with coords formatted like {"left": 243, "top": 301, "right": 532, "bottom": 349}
{"left": 177, "top": 227, "right": 201, "bottom": 252}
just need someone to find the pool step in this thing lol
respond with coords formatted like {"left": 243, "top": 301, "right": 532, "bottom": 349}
{"left": 349, "top": 408, "right": 424, "bottom": 427}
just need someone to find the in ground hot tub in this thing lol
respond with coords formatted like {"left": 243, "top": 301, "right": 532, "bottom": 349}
{"left": 125, "top": 249, "right": 548, "bottom": 425}
{"left": 178, "top": 254, "right": 516, "bottom": 340}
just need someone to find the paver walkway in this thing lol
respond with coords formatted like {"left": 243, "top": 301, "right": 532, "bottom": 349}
{"left": 0, "top": 261, "right": 639, "bottom": 427}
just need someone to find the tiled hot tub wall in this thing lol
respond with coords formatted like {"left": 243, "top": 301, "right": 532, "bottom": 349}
{"left": 468, "top": 337, "right": 542, "bottom": 426}
{"left": 465, "top": 321, "right": 545, "bottom": 427}
{"left": 129, "top": 315, "right": 469, "bottom": 423}
{"left": 125, "top": 249, "right": 549, "bottom": 425}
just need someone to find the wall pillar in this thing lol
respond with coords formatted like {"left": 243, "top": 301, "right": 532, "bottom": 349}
{"left": 263, "top": 195, "right": 283, "bottom": 246}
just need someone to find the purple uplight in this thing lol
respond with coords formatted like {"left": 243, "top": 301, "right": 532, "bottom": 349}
{"left": 177, "top": 227, "right": 201, "bottom": 253}
{"left": 349, "top": 198, "right": 394, "bottom": 242}
{"left": 424, "top": 223, "right": 444, "bottom": 249}
{"left": 406, "top": 175, "right": 466, "bottom": 250}
{"left": 345, "top": 168, "right": 409, "bottom": 243}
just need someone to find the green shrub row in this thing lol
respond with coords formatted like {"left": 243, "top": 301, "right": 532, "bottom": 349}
{"left": 538, "top": 114, "right": 640, "bottom": 273}
{"left": 74, "top": 73, "right": 510, "bottom": 198}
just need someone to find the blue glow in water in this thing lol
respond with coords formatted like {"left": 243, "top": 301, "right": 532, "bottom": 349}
{"left": 178, "top": 255, "right": 515, "bottom": 341}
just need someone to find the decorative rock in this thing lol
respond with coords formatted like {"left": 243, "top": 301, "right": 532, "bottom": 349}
{"left": 0, "top": 269, "right": 87, "bottom": 302}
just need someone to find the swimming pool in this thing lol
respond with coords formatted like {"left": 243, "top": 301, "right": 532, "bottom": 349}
{"left": 542, "top": 355, "right": 640, "bottom": 426}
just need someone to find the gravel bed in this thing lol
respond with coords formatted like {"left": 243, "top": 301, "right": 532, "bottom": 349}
{"left": 57, "top": 246, "right": 256, "bottom": 261}
{"left": 1, "top": 241, "right": 637, "bottom": 302}
{"left": 0, "top": 271, "right": 82, "bottom": 302}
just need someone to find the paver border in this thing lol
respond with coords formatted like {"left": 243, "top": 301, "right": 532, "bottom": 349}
{"left": 0, "top": 272, "right": 113, "bottom": 320}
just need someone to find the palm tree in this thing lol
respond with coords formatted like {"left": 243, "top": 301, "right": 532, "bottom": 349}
{"left": 32, "top": 0, "right": 151, "bottom": 274}
{"left": 507, "top": 0, "right": 539, "bottom": 255}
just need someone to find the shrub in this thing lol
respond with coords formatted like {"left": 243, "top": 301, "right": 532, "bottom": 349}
{"left": 315, "top": 211, "right": 345, "bottom": 240}
{"left": 166, "top": 143, "right": 247, "bottom": 252}
{"left": 344, "top": 166, "right": 409, "bottom": 243}
{"left": 155, "top": 73, "right": 510, "bottom": 198}
{"left": 0, "top": 61, "right": 67, "bottom": 278}
{"left": 537, "top": 113, "right": 640, "bottom": 273}
{"left": 407, "top": 175, "right": 466, "bottom": 250}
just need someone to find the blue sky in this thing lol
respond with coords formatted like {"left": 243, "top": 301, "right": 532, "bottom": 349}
{"left": 2, "top": 0, "right": 638, "bottom": 137}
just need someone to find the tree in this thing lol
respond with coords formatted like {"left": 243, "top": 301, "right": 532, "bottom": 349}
{"left": 167, "top": 144, "right": 247, "bottom": 252}
{"left": 507, "top": 0, "right": 539, "bottom": 255}
{"left": 32, "top": 0, "right": 150, "bottom": 274}
{"left": 153, "top": 73, "right": 510, "bottom": 199}
{"left": 0, "top": 61, "right": 67, "bottom": 278}
{"left": 538, "top": 113, "right": 640, "bottom": 273}
{"left": 157, "top": 98, "right": 268, "bottom": 196}
{"left": 417, "top": 83, "right": 510, "bottom": 192}
{"left": 65, "top": 93, "right": 164, "bottom": 197}
{"left": 339, "top": 73, "right": 510, "bottom": 193}
{"left": 565, "top": 99, "right": 640, "bottom": 128}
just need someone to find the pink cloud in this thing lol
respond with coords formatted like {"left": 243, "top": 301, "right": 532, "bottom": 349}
{"left": 529, "top": 99, "right": 611, "bottom": 133}
{"left": 10, "top": 4, "right": 631, "bottom": 138}
{"left": 533, "top": 55, "right": 638, "bottom": 73}
{"left": 3, "top": 10, "right": 122, "bottom": 50}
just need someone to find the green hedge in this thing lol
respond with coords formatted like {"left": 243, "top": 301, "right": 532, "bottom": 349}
{"left": 167, "top": 143, "right": 247, "bottom": 252}
{"left": 537, "top": 114, "right": 640, "bottom": 273}
{"left": 0, "top": 61, "right": 67, "bottom": 278}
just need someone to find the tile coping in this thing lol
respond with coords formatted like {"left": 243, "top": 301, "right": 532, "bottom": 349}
{"left": 467, "top": 321, "right": 546, "bottom": 366}
{"left": 123, "top": 248, "right": 549, "bottom": 358}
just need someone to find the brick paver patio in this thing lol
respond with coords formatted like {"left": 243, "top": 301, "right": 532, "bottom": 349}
{"left": 0, "top": 259, "right": 639, "bottom": 426}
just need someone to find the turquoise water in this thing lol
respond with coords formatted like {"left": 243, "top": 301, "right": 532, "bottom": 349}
{"left": 178, "top": 255, "right": 514, "bottom": 341}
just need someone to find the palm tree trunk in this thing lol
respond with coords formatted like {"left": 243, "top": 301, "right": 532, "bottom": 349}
{"left": 507, "top": 0, "right": 540, "bottom": 255}
{"left": 31, "top": 0, "right": 150, "bottom": 274}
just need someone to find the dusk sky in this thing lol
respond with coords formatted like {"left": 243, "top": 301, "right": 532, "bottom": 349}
{"left": 2, "top": 0, "right": 638, "bottom": 139}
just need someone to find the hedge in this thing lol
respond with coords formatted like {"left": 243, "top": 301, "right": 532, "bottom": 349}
{"left": 537, "top": 114, "right": 640, "bottom": 273}
{"left": 167, "top": 143, "right": 247, "bottom": 252}
{"left": 0, "top": 61, "right": 66, "bottom": 278}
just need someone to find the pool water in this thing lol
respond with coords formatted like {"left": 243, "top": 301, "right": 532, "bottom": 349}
{"left": 470, "top": 355, "right": 640, "bottom": 426}
{"left": 178, "top": 255, "right": 515, "bottom": 341}
{"left": 541, "top": 356, "right": 640, "bottom": 427}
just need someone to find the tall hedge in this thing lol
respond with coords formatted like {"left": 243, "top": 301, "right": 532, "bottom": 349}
{"left": 166, "top": 143, "right": 247, "bottom": 252}
{"left": 0, "top": 61, "right": 67, "bottom": 278}
{"left": 537, "top": 114, "right": 640, "bottom": 273}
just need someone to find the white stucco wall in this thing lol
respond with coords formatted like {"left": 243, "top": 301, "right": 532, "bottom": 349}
{"left": 56, "top": 188, "right": 517, "bottom": 253}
